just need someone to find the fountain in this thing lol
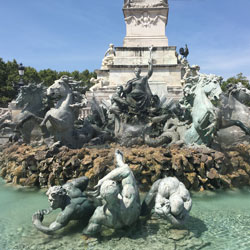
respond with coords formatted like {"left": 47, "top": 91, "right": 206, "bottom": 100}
{"left": 0, "top": 0, "right": 250, "bottom": 249}
{"left": 0, "top": 46, "right": 249, "bottom": 242}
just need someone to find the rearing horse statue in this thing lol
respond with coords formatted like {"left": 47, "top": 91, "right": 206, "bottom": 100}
{"left": 0, "top": 83, "right": 46, "bottom": 142}
{"left": 184, "top": 74, "right": 222, "bottom": 145}
{"left": 226, "top": 82, "right": 250, "bottom": 106}
{"left": 144, "top": 72, "right": 250, "bottom": 147}
{"left": 40, "top": 76, "right": 77, "bottom": 146}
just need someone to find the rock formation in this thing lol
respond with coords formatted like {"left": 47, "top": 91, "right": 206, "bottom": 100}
{"left": 1, "top": 142, "right": 249, "bottom": 191}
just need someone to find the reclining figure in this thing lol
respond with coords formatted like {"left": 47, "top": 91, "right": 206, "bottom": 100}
{"left": 32, "top": 177, "right": 96, "bottom": 234}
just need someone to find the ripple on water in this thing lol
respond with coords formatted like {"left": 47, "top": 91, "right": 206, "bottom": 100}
{"left": 1, "top": 179, "right": 250, "bottom": 250}
{"left": 189, "top": 190, "right": 250, "bottom": 250}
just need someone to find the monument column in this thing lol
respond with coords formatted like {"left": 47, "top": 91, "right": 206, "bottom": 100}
{"left": 91, "top": 0, "right": 183, "bottom": 106}
{"left": 123, "top": 0, "right": 169, "bottom": 47}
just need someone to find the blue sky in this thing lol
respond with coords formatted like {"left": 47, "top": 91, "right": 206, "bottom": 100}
{"left": 0, "top": 0, "right": 250, "bottom": 80}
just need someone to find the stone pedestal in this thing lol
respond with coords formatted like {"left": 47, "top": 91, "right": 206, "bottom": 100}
{"left": 123, "top": 7, "right": 169, "bottom": 47}
{"left": 86, "top": 87, "right": 117, "bottom": 105}
{"left": 93, "top": 0, "right": 183, "bottom": 104}
{"left": 96, "top": 46, "right": 182, "bottom": 99}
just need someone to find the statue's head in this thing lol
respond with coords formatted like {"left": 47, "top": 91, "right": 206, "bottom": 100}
{"left": 183, "top": 84, "right": 193, "bottom": 97}
{"left": 116, "top": 85, "right": 123, "bottom": 94}
{"left": 109, "top": 43, "right": 114, "bottom": 48}
{"left": 90, "top": 77, "right": 95, "bottom": 83}
{"left": 100, "top": 180, "right": 120, "bottom": 204}
{"left": 47, "top": 76, "right": 70, "bottom": 99}
{"left": 150, "top": 95, "right": 160, "bottom": 107}
{"left": 60, "top": 75, "right": 69, "bottom": 82}
{"left": 190, "top": 65, "right": 200, "bottom": 76}
{"left": 134, "top": 67, "right": 141, "bottom": 78}
{"left": 46, "top": 186, "right": 67, "bottom": 210}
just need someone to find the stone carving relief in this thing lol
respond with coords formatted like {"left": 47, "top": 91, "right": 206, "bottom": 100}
{"left": 125, "top": 12, "right": 167, "bottom": 28}
{"left": 124, "top": 0, "right": 168, "bottom": 8}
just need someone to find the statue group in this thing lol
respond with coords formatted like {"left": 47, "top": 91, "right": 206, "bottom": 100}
{"left": 1, "top": 47, "right": 250, "bottom": 149}
{"left": 32, "top": 150, "right": 192, "bottom": 236}
{"left": 0, "top": 0, "right": 248, "bottom": 245}
{"left": 100, "top": 47, "right": 249, "bottom": 148}
{"left": 1, "top": 34, "right": 249, "bottom": 244}
{"left": 11, "top": 51, "right": 249, "bottom": 239}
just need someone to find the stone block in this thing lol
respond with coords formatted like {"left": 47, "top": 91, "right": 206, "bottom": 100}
{"left": 123, "top": 5, "right": 169, "bottom": 47}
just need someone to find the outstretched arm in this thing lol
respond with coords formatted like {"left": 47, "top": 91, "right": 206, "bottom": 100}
{"left": 147, "top": 46, "right": 154, "bottom": 79}
{"left": 32, "top": 208, "right": 72, "bottom": 234}
{"left": 147, "top": 59, "right": 153, "bottom": 79}
{"left": 104, "top": 48, "right": 110, "bottom": 57}
{"left": 33, "top": 218, "right": 63, "bottom": 234}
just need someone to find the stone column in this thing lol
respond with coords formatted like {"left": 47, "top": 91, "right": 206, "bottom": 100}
{"left": 91, "top": 0, "right": 183, "bottom": 104}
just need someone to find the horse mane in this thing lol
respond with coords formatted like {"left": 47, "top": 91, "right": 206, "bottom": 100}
{"left": 17, "top": 83, "right": 45, "bottom": 102}
{"left": 186, "top": 74, "right": 221, "bottom": 92}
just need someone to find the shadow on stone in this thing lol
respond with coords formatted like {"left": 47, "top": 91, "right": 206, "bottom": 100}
{"left": 185, "top": 215, "right": 208, "bottom": 238}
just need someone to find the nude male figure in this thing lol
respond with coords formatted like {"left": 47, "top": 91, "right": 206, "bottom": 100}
{"left": 32, "top": 177, "right": 96, "bottom": 234}
{"left": 82, "top": 150, "right": 141, "bottom": 236}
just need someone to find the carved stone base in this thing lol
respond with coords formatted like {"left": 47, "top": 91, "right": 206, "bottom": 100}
{"left": 86, "top": 87, "right": 117, "bottom": 105}
{"left": 95, "top": 46, "right": 183, "bottom": 101}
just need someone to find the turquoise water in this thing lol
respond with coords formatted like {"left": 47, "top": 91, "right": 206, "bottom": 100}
{"left": 1, "top": 178, "right": 250, "bottom": 250}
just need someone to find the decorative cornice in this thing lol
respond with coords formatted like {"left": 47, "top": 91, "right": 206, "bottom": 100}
{"left": 123, "top": 0, "right": 168, "bottom": 9}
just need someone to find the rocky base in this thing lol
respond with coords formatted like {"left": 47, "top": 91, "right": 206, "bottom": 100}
{"left": 0, "top": 215, "right": 209, "bottom": 250}
{"left": 0, "top": 142, "right": 250, "bottom": 191}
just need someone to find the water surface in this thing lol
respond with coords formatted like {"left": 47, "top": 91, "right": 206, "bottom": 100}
{"left": 1, "top": 178, "right": 250, "bottom": 250}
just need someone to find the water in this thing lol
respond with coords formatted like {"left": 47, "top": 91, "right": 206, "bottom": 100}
{"left": 1, "top": 178, "right": 250, "bottom": 250}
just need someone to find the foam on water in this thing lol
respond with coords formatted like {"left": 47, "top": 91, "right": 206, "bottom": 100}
{"left": 1, "top": 178, "right": 250, "bottom": 250}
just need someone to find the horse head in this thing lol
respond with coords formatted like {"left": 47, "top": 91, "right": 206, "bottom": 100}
{"left": 228, "top": 82, "right": 250, "bottom": 105}
{"left": 47, "top": 75, "right": 71, "bottom": 100}
{"left": 200, "top": 74, "right": 223, "bottom": 102}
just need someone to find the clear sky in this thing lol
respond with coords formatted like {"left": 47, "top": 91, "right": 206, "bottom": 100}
{"left": 0, "top": 0, "right": 250, "bottom": 80}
